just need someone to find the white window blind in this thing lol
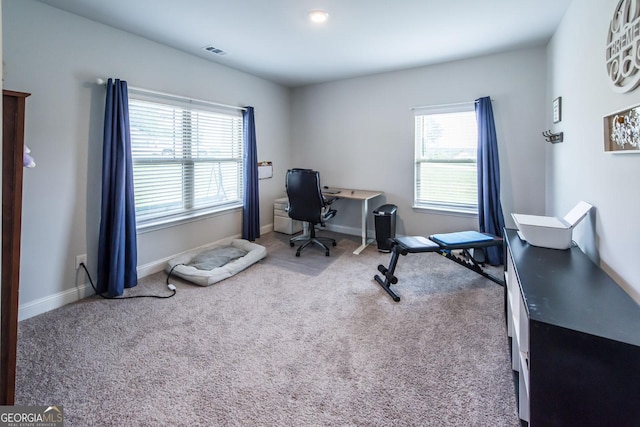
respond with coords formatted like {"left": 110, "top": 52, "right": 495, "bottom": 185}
{"left": 414, "top": 103, "right": 478, "bottom": 213}
{"left": 128, "top": 93, "right": 243, "bottom": 228}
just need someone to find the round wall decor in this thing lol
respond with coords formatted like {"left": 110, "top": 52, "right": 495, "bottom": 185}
{"left": 606, "top": 0, "right": 640, "bottom": 93}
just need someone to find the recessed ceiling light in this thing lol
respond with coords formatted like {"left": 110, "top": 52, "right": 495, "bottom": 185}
{"left": 308, "top": 9, "right": 329, "bottom": 24}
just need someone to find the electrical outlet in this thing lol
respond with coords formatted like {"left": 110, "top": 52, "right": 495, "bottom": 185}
{"left": 75, "top": 254, "right": 87, "bottom": 270}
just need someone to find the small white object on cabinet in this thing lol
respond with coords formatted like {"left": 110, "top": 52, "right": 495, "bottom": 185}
{"left": 511, "top": 201, "right": 592, "bottom": 250}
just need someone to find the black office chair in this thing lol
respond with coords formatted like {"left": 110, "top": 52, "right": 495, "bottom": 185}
{"left": 285, "top": 168, "right": 337, "bottom": 257}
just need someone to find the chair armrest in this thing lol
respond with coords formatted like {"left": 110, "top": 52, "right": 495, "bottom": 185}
{"left": 323, "top": 196, "right": 338, "bottom": 205}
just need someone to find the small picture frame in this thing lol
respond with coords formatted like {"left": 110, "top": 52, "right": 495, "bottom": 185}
{"left": 258, "top": 161, "right": 273, "bottom": 179}
{"left": 553, "top": 97, "right": 562, "bottom": 123}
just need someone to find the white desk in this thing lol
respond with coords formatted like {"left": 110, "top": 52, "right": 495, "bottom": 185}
{"left": 322, "top": 188, "right": 384, "bottom": 255}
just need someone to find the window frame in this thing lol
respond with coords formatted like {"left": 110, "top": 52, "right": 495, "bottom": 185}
{"left": 128, "top": 90, "right": 245, "bottom": 232}
{"left": 413, "top": 102, "right": 478, "bottom": 216}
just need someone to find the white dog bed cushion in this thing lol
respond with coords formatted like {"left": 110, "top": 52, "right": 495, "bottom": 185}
{"left": 166, "top": 239, "right": 267, "bottom": 286}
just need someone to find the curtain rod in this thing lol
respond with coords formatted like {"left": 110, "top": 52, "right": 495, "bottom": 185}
{"left": 410, "top": 98, "right": 493, "bottom": 111}
{"left": 96, "top": 78, "right": 247, "bottom": 112}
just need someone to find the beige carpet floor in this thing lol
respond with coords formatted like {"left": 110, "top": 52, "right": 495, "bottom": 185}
{"left": 16, "top": 231, "right": 518, "bottom": 426}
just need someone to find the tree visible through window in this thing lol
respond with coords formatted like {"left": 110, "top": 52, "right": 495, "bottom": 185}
{"left": 129, "top": 94, "right": 244, "bottom": 228}
{"left": 414, "top": 103, "right": 478, "bottom": 213}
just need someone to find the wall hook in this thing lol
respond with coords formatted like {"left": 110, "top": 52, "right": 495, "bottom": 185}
{"left": 542, "top": 130, "right": 564, "bottom": 143}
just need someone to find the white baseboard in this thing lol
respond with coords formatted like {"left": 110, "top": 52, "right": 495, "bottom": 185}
{"left": 18, "top": 225, "right": 274, "bottom": 321}
{"left": 18, "top": 282, "right": 95, "bottom": 321}
{"left": 324, "top": 223, "right": 374, "bottom": 238}
{"left": 271, "top": 222, "right": 373, "bottom": 240}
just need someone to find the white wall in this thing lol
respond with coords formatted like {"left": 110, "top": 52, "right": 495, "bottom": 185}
{"left": 547, "top": 0, "right": 640, "bottom": 299}
{"left": 291, "top": 47, "right": 548, "bottom": 237}
{"left": 3, "top": 0, "right": 291, "bottom": 318}
{"left": 10, "top": 0, "right": 637, "bottom": 318}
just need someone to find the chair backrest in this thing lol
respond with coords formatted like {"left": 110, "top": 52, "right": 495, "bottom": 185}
{"left": 285, "top": 169, "right": 325, "bottom": 224}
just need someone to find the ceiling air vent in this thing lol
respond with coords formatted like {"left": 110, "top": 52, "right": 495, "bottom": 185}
{"left": 202, "top": 45, "right": 227, "bottom": 56}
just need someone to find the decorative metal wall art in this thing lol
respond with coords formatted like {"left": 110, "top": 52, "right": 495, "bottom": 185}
{"left": 603, "top": 103, "right": 640, "bottom": 152}
{"left": 606, "top": 0, "right": 640, "bottom": 93}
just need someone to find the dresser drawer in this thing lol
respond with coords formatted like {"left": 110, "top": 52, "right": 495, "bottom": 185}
{"left": 274, "top": 197, "right": 289, "bottom": 212}
{"left": 274, "top": 215, "right": 303, "bottom": 235}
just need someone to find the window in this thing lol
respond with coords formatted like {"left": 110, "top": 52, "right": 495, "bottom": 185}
{"left": 414, "top": 102, "right": 478, "bottom": 214}
{"left": 128, "top": 91, "right": 244, "bottom": 228}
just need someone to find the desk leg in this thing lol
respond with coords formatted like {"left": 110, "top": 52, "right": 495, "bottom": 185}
{"left": 353, "top": 198, "right": 374, "bottom": 255}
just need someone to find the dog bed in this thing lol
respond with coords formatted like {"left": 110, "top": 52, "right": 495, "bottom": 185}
{"left": 166, "top": 239, "right": 267, "bottom": 286}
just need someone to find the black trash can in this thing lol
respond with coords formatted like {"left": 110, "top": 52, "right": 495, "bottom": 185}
{"left": 373, "top": 204, "right": 397, "bottom": 252}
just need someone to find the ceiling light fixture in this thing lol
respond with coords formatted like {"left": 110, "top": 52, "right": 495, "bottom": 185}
{"left": 308, "top": 9, "right": 329, "bottom": 24}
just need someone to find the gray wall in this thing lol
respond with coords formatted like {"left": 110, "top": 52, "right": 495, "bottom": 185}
{"left": 547, "top": 0, "right": 640, "bottom": 300}
{"left": 291, "top": 48, "right": 548, "bottom": 238}
{"left": 3, "top": 0, "right": 291, "bottom": 318}
{"left": 6, "top": 0, "right": 639, "bottom": 318}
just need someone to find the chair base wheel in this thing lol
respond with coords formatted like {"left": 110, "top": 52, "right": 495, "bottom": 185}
{"left": 289, "top": 229, "right": 336, "bottom": 257}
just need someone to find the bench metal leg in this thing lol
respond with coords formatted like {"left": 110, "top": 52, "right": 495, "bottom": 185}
{"left": 374, "top": 243, "right": 406, "bottom": 302}
{"left": 437, "top": 249, "right": 504, "bottom": 286}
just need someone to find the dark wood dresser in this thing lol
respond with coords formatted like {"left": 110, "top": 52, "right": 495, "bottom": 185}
{"left": 504, "top": 229, "right": 640, "bottom": 426}
{"left": 1, "top": 90, "right": 30, "bottom": 405}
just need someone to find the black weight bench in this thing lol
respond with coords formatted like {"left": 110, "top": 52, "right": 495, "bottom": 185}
{"left": 374, "top": 231, "right": 504, "bottom": 302}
